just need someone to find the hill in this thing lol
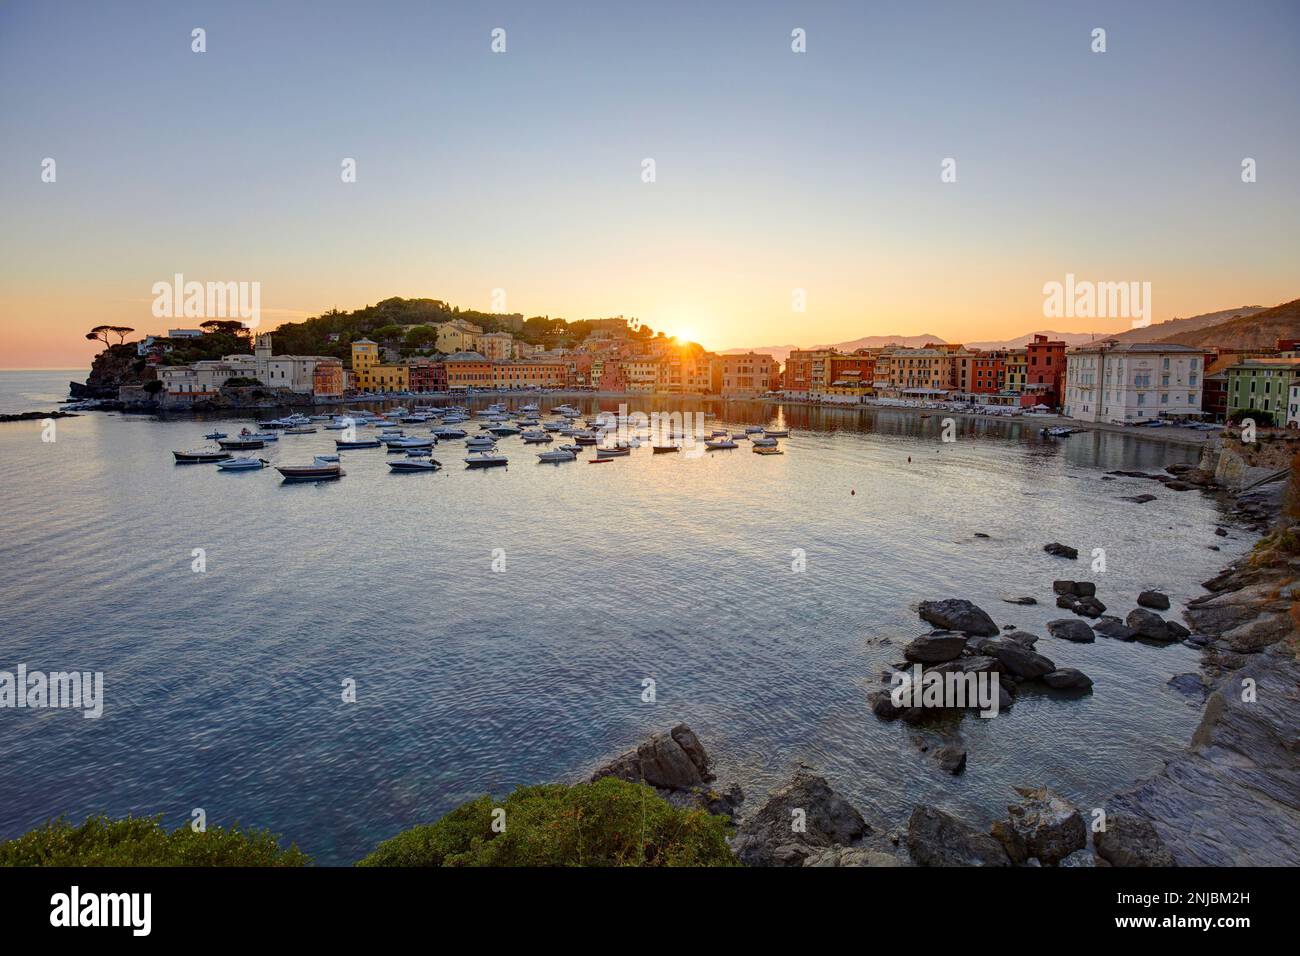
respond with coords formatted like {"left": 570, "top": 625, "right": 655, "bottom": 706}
{"left": 1155, "top": 298, "right": 1300, "bottom": 349}
{"left": 965, "top": 331, "right": 1108, "bottom": 350}
{"left": 1109, "top": 305, "right": 1268, "bottom": 344}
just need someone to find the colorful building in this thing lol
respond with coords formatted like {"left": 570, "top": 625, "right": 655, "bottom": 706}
{"left": 1225, "top": 359, "right": 1300, "bottom": 424}
{"left": 1063, "top": 342, "right": 1205, "bottom": 424}
{"left": 716, "top": 352, "right": 780, "bottom": 397}
{"left": 1024, "top": 334, "right": 1067, "bottom": 408}
{"left": 312, "top": 359, "right": 344, "bottom": 398}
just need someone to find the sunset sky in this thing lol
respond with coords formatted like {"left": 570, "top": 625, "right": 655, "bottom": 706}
{"left": 2, "top": 0, "right": 1297, "bottom": 368}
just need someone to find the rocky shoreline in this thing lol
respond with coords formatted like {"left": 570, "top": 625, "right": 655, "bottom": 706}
{"left": 590, "top": 444, "right": 1298, "bottom": 867}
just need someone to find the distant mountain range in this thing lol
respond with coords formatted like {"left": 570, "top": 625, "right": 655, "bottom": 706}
{"left": 726, "top": 300, "right": 1297, "bottom": 363}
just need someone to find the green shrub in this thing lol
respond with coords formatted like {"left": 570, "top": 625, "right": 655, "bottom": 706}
{"left": 358, "top": 778, "right": 738, "bottom": 867}
{"left": 0, "top": 815, "right": 310, "bottom": 867}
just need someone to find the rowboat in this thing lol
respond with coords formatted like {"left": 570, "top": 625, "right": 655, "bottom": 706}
{"left": 652, "top": 445, "right": 680, "bottom": 453}
{"left": 219, "top": 438, "right": 266, "bottom": 450}
{"left": 753, "top": 445, "right": 784, "bottom": 455}
{"left": 335, "top": 438, "right": 382, "bottom": 449}
{"left": 705, "top": 439, "right": 738, "bottom": 450}
{"left": 217, "top": 457, "right": 270, "bottom": 471}
{"left": 388, "top": 458, "right": 442, "bottom": 472}
{"left": 173, "top": 449, "right": 232, "bottom": 463}
{"left": 277, "top": 463, "right": 343, "bottom": 481}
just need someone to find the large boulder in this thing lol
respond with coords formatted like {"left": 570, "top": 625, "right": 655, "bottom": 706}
{"left": 903, "top": 632, "right": 967, "bottom": 663}
{"left": 1093, "top": 814, "right": 1176, "bottom": 867}
{"left": 1005, "top": 786, "right": 1086, "bottom": 865}
{"left": 1126, "top": 608, "right": 1177, "bottom": 642}
{"left": 917, "top": 599, "right": 999, "bottom": 636}
{"left": 731, "top": 769, "right": 868, "bottom": 867}
{"left": 983, "top": 637, "right": 1056, "bottom": 679}
{"left": 1093, "top": 616, "right": 1137, "bottom": 641}
{"left": 1137, "top": 590, "right": 1170, "bottom": 610}
{"left": 1047, "top": 619, "right": 1096, "bottom": 643}
{"left": 907, "top": 805, "right": 1010, "bottom": 866}
{"left": 591, "top": 723, "right": 713, "bottom": 790}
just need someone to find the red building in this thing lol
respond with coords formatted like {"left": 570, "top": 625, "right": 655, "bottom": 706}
{"left": 1025, "top": 334, "right": 1066, "bottom": 408}
{"left": 406, "top": 359, "right": 446, "bottom": 392}
{"left": 967, "top": 353, "right": 1005, "bottom": 394}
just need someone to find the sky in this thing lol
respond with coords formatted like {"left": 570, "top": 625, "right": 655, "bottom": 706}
{"left": 1, "top": 0, "right": 1297, "bottom": 367}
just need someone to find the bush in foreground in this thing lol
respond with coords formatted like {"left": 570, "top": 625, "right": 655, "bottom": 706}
{"left": 0, "top": 815, "right": 310, "bottom": 867}
{"left": 357, "top": 777, "right": 738, "bottom": 867}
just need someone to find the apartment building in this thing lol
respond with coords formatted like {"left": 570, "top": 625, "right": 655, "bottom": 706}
{"left": 1062, "top": 341, "right": 1204, "bottom": 424}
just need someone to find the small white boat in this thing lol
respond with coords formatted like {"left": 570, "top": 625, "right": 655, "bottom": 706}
{"left": 488, "top": 424, "right": 522, "bottom": 436}
{"left": 283, "top": 426, "right": 316, "bottom": 435}
{"left": 277, "top": 462, "right": 343, "bottom": 480}
{"left": 705, "top": 439, "right": 738, "bottom": 450}
{"left": 388, "top": 458, "right": 442, "bottom": 472}
{"left": 313, "top": 454, "right": 340, "bottom": 463}
{"left": 751, "top": 436, "right": 778, "bottom": 447}
{"left": 217, "top": 457, "right": 270, "bottom": 471}
{"left": 336, "top": 438, "right": 382, "bottom": 449}
{"left": 764, "top": 428, "right": 790, "bottom": 437}
{"left": 520, "top": 430, "right": 553, "bottom": 443}
{"left": 203, "top": 430, "right": 227, "bottom": 440}
{"left": 433, "top": 427, "right": 467, "bottom": 439}
{"left": 537, "top": 449, "right": 577, "bottom": 463}
{"left": 596, "top": 444, "right": 631, "bottom": 458}
{"left": 173, "top": 448, "right": 232, "bottom": 463}
{"left": 731, "top": 433, "right": 749, "bottom": 441}
{"left": 558, "top": 444, "right": 583, "bottom": 454}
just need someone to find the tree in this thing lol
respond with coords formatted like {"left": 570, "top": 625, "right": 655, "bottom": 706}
{"left": 200, "top": 320, "right": 248, "bottom": 338}
{"left": 85, "top": 325, "right": 114, "bottom": 347}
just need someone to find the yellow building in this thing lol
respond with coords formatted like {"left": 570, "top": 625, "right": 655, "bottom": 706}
{"left": 490, "top": 361, "right": 566, "bottom": 389}
{"left": 436, "top": 319, "right": 483, "bottom": 354}
{"left": 1003, "top": 349, "right": 1028, "bottom": 392}
{"left": 350, "top": 338, "right": 379, "bottom": 390}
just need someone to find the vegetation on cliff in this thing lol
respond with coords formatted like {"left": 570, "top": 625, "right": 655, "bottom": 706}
{"left": 0, "top": 815, "right": 309, "bottom": 867}
{"left": 357, "top": 777, "right": 737, "bottom": 867}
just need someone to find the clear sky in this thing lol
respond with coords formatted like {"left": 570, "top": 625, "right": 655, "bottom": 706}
{"left": 1, "top": 0, "right": 1297, "bottom": 367}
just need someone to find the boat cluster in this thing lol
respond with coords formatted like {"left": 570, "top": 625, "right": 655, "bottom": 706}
{"left": 172, "top": 403, "right": 792, "bottom": 479}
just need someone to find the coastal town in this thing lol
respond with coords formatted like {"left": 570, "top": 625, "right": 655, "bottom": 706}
{"left": 82, "top": 301, "right": 1300, "bottom": 432}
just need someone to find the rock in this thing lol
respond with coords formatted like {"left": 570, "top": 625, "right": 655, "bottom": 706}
{"left": 983, "top": 638, "right": 1056, "bottom": 679}
{"left": 1123, "top": 493, "right": 1158, "bottom": 503}
{"left": 1126, "top": 608, "right": 1176, "bottom": 642}
{"left": 990, "top": 819, "right": 1028, "bottom": 864}
{"left": 1093, "top": 814, "right": 1176, "bottom": 867}
{"left": 1071, "top": 596, "right": 1106, "bottom": 618}
{"left": 1093, "top": 616, "right": 1137, "bottom": 641}
{"left": 930, "top": 655, "right": 1002, "bottom": 675}
{"left": 1165, "top": 463, "right": 1194, "bottom": 475}
{"left": 1002, "top": 596, "right": 1037, "bottom": 605}
{"left": 1164, "top": 620, "right": 1190, "bottom": 641}
{"left": 1073, "top": 582, "right": 1097, "bottom": 598}
{"left": 935, "top": 746, "right": 967, "bottom": 775}
{"left": 1046, "top": 619, "right": 1096, "bottom": 643}
{"left": 803, "top": 846, "right": 904, "bottom": 867}
{"left": 1052, "top": 580, "right": 1076, "bottom": 595}
{"left": 917, "top": 599, "right": 999, "bottom": 636}
{"left": 591, "top": 722, "right": 713, "bottom": 790}
{"left": 731, "top": 769, "right": 869, "bottom": 867}
{"left": 903, "top": 632, "right": 967, "bottom": 663}
{"left": 973, "top": 532, "right": 990, "bottom": 538}
{"left": 1044, "top": 543, "right": 1078, "bottom": 559}
{"left": 868, "top": 689, "right": 905, "bottom": 721}
{"left": 1006, "top": 786, "right": 1086, "bottom": 865}
{"left": 1004, "top": 630, "right": 1040, "bottom": 648}
{"left": 1167, "top": 673, "right": 1208, "bottom": 699}
{"left": 1214, "top": 527, "right": 1228, "bottom": 537}
{"left": 907, "top": 805, "right": 1010, "bottom": 866}
{"left": 1043, "top": 668, "right": 1093, "bottom": 689}
{"left": 1164, "top": 480, "right": 1192, "bottom": 491}
{"left": 1055, "top": 594, "right": 1076, "bottom": 609}
{"left": 1058, "top": 847, "right": 1097, "bottom": 866}
{"left": 1137, "top": 590, "right": 1170, "bottom": 610}
{"left": 1221, "top": 612, "right": 1290, "bottom": 653}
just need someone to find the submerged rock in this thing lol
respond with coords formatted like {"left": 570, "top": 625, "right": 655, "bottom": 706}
{"left": 907, "top": 805, "right": 1010, "bottom": 867}
{"left": 983, "top": 638, "right": 1056, "bottom": 679}
{"left": 1044, "top": 542, "right": 1079, "bottom": 559}
{"left": 1093, "top": 616, "right": 1137, "bottom": 641}
{"left": 1126, "top": 608, "right": 1178, "bottom": 642}
{"left": 903, "top": 632, "right": 967, "bottom": 663}
{"left": 1043, "top": 668, "right": 1093, "bottom": 690}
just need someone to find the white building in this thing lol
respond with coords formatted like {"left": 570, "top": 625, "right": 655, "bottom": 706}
{"left": 1287, "top": 383, "right": 1300, "bottom": 428}
{"left": 1063, "top": 341, "right": 1205, "bottom": 424}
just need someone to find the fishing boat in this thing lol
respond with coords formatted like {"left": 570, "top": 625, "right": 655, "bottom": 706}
{"left": 219, "top": 438, "right": 266, "bottom": 450}
{"left": 388, "top": 458, "right": 442, "bottom": 473}
{"left": 335, "top": 438, "right": 382, "bottom": 449}
{"left": 203, "top": 431, "right": 227, "bottom": 440}
{"left": 217, "top": 457, "right": 270, "bottom": 471}
{"left": 595, "top": 444, "right": 631, "bottom": 458}
{"left": 173, "top": 449, "right": 232, "bottom": 463}
{"left": 277, "top": 462, "right": 344, "bottom": 481}
{"left": 753, "top": 445, "right": 784, "bottom": 455}
{"left": 464, "top": 452, "right": 508, "bottom": 469}
{"left": 239, "top": 428, "right": 278, "bottom": 441}
{"left": 652, "top": 444, "right": 680, "bottom": 454}
{"left": 705, "top": 439, "right": 738, "bottom": 450}
{"left": 520, "top": 430, "right": 553, "bottom": 443}
{"left": 537, "top": 448, "right": 577, "bottom": 463}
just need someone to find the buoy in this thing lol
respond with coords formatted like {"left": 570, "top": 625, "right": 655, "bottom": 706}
{"left": 851, "top": 489, "right": 855, "bottom": 496}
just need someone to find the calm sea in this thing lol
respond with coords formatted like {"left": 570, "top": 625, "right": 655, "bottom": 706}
{"left": 0, "top": 371, "right": 1248, "bottom": 864}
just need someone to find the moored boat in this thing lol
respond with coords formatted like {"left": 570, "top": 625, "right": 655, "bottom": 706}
{"left": 335, "top": 438, "right": 382, "bottom": 449}
{"left": 705, "top": 439, "right": 738, "bottom": 450}
{"left": 219, "top": 438, "right": 266, "bottom": 450}
{"left": 388, "top": 458, "right": 442, "bottom": 472}
{"left": 173, "top": 449, "right": 232, "bottom": 463}
{"left": 652, "top": 444, "right": 680, "bottom": 453}
{"left": 277, "top": 462, "right": 344, "bottom": 481}
{"left": 753, "top": 445, "right": 784, "bottom": 455}
{"left": 537, "top": 448, "right": 577, "bottom": 463}
{"left": 217, "top": 457, "right": 270, "bottom": 471}
{"left": 464, "top": 452, "right": 508, "bottom": 468}
{"left": 203, "top": 431, "right": 227, "bottom": 440}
